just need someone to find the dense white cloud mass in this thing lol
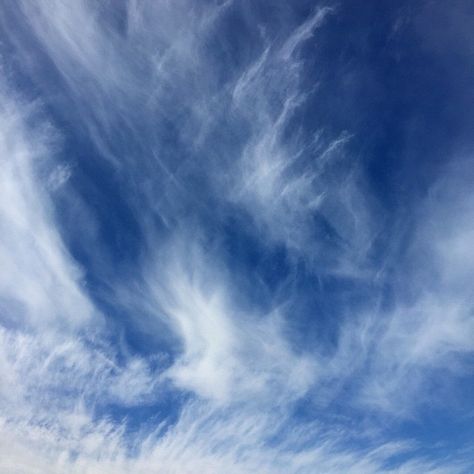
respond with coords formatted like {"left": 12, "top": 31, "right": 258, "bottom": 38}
{"left": 0, "top": 0, "right": 473, "bottom": 473}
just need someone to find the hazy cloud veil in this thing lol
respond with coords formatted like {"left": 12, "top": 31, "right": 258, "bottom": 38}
{"left": 0, "top": 0, "right": 473, "bottom": 473}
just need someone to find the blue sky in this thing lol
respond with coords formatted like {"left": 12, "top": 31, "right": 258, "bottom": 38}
{"left": 0, "top": 0, "right": 473, "bottom": 472}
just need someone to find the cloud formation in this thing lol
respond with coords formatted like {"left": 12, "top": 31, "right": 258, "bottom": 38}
{"left": 0, "top": 0, "right": 473, "bottom": 472}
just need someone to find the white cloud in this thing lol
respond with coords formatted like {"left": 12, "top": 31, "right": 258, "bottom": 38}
{"left": 143, "top": 237, "right": 316, "bottom": 404}
{"left": 226, "top": 9, "right": 376, "bottom": 274}
{"left": 0, "top": 2, "right": 473, "bottom": 473}
{"left": 47, "top": 163, "right": 73, "bottom": 191}
{"left": 331, "top": 159, "right": 474, "bottom": 414}
{"left": 0, "top": 395, "right": 470, "bottom": 474}
{"left": 0, "top": 86, "right": 95, "bottom": 329}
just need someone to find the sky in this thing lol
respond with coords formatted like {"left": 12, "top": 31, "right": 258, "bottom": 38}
{"left": 0, "top": 0, "right": 473, "bottom": 472}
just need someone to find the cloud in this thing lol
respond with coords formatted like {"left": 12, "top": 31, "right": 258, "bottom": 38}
{"left": 142, "top": 236, "right": 316, "bottom": 404}
{"left": 329, "top": 158, "right": 474, "bottom": 415}
{"left": 225, "top": 8, "right": 376, "bottom": 274}
{"left": 1, "top": 393, "right": 471, "bottom": 474}
{"left": 0, "top": 1, "right": 473, "bottom": 473}
{"left": 0, "top": 84, "right": 95, "bottom": 330}
{"left": 47, "top": 163, "right": 73, "bottom": 191}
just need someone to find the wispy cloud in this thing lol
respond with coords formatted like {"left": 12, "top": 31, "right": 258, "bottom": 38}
{"left": 0, "top": 0, "right": 473, "bottom": 472}
{"left": 141, "top": 237, "right": 316, "bottom": 404}
{"left": 0, "top": 85, "right": 94, "bottom": 330}
{"left": 226, "top": 7, "right": 375, "bottom": 274}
